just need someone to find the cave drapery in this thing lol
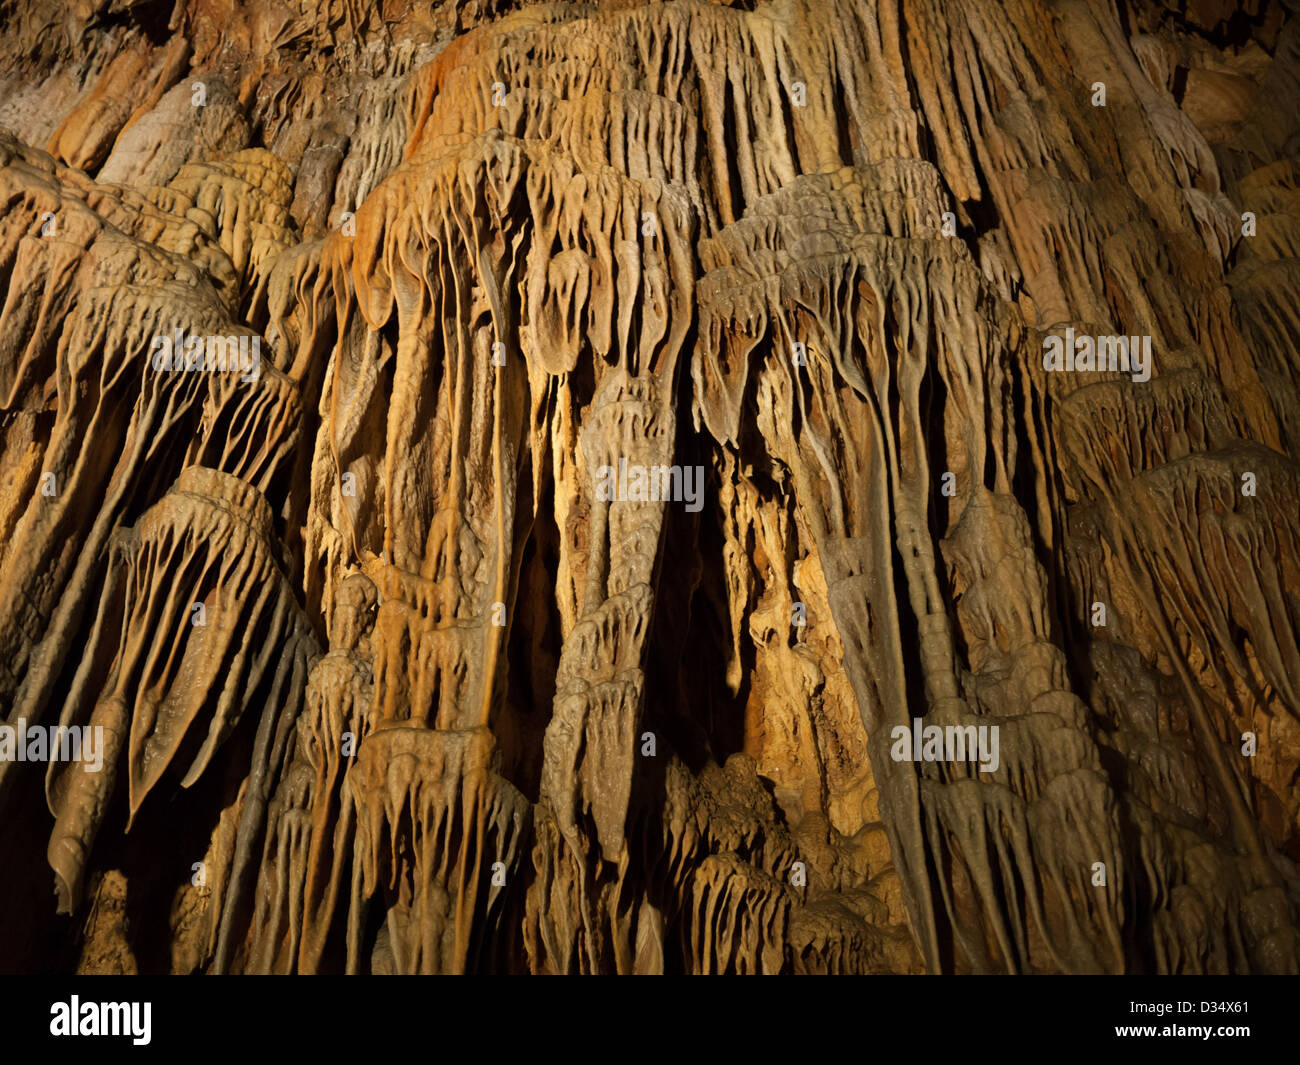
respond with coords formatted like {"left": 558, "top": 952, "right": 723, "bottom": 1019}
{"left": 0, "top": 0, "right": 1298, "bottom": 974}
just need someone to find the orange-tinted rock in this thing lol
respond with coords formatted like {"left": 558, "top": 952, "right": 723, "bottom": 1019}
{"left": 0, "top": 0, "right": 1297, "bottom": 975}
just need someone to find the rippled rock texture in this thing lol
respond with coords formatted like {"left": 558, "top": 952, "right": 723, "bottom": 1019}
{"left": 0, "top": 0, "right": 1297, "bottom": 974}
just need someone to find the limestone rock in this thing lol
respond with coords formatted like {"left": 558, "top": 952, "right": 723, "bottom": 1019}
{"left": 0, "top": 0, "right": 1297, "bottom": 975}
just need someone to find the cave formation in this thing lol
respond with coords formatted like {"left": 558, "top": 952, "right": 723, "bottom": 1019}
{"left": 0, "top": 0, "right": 1297, "bottom": 975}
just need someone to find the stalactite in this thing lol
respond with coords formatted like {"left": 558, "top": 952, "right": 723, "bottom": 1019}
{"left": 0, "top": 0, "right": 1297, "bottom": 975}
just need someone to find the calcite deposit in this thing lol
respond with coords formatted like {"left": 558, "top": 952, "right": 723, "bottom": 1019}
{"left": 0, "top": 0, "right": 1297, "bottom": 974}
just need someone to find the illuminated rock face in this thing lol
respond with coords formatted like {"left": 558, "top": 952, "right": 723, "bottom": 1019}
{"left": 0, "top": 0, "right": 1297, "bottom": 975}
